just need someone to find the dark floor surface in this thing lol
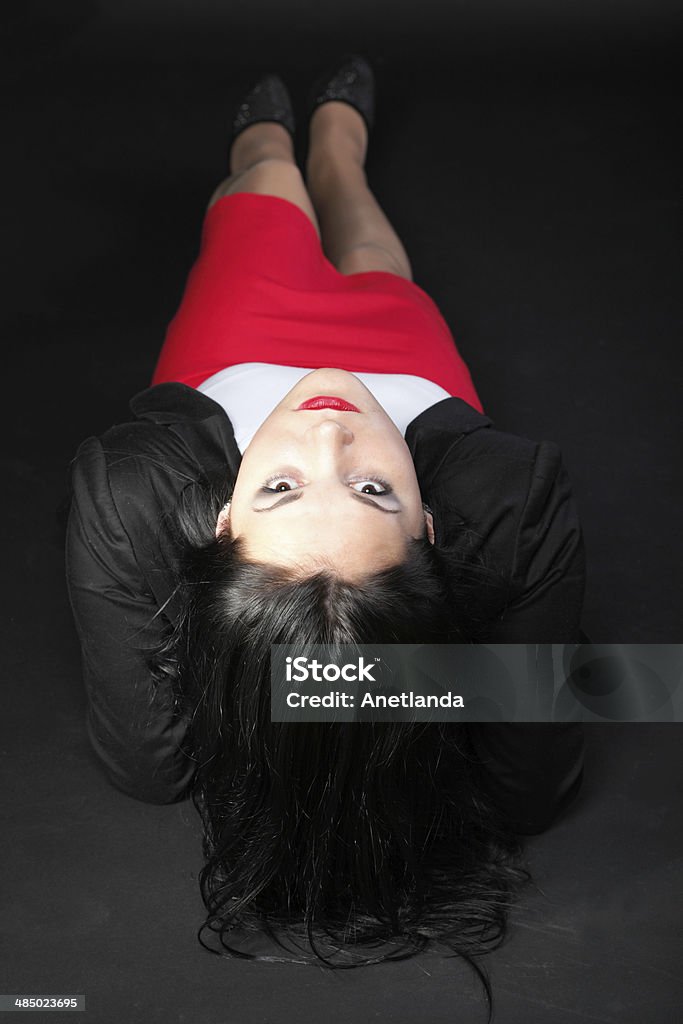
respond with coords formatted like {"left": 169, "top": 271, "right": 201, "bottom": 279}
{"left": 1, "top": 2, "right": 682, "bottom": 1022}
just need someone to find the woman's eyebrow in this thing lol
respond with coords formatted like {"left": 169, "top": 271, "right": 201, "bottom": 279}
{"left": 253, "top": 491, "right": 303, "bottom": 513}
{"left": 350, "top": 491, "right": 401, "bottom": 514}
{"left": 253, "top": 491, "right": 401, "bottom": 514}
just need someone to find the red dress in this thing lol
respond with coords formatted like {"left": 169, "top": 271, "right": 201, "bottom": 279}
{"left": 151, "top": 192, "right": 483, "bottom": 412}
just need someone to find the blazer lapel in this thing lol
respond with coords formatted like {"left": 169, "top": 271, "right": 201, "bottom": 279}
{"left": 405, "top": 398, "right": 493, "bottom": 491}
{"left": 130, "top": 381, "right": 243, "bottom": 473}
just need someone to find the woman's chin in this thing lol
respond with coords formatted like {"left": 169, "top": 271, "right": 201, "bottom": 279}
{"left": 301, "top": 367, "right": 359, "bottom": 384}
{"left": 295, "top": 367, "right": 371, "bottom": 399}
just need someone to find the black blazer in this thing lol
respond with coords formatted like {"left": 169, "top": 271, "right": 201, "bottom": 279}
{"left": 65, "top": 382, "right": 586, "bottom": 832}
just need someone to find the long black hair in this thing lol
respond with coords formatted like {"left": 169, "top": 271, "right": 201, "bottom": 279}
{"left": 149, "top": 477, "right": 529, "bottom": 1021}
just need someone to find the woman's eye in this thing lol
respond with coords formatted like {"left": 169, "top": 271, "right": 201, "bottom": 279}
{"left": 351, "top": 479, "right": 390, "bottom": 496}
{"left": 263, "top": 476, "right": 299, "bottom": 493}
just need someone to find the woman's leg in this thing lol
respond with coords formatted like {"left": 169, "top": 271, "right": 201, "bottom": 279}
{"left": 305, "top": 102, "right": 413, "bottom": 280}
{"left": 207, "top": 121, "right": 322, "bottom": 239}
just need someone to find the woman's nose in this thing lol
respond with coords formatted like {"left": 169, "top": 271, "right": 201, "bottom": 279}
{"left": 305, "top": 419, "right": 354, "bottom": 447}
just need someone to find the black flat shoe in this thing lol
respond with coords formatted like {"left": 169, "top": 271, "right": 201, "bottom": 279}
{"left": 230, "top": 73, "right": 295, "bottom": 146}
{"left": 306, "top": 53, "right": 375, "bottom": 135}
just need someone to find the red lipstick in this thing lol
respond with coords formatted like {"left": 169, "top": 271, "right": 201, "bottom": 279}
{"left": 296, "top": 395, "right": 360, "bottom": 412}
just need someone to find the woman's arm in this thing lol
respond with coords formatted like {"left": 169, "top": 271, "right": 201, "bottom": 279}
{"left": 470, "top": 441, "right": 586, "bottom": 832}
{"left": 487, "top": 440, "right": 586, "bottom": 643}
{"left": 467, "top": 722, "right": 585, "bottom": 834}
{"left": 65, "top": 436, "right": 195, "bottom": 803}
{"left": 411, "top": 415, "right": 587, "bottom": 832}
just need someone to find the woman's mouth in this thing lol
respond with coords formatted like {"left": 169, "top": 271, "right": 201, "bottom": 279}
{"left": 296, "top": 396, "right": 361, "bottom": 412}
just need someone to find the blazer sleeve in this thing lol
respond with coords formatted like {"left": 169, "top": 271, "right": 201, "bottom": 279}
{"left": 470, "top": 442, "right": 585, "bottom": 832}
{"left": 467, "top": 722, "right": 585, "bottom": 835}
{"left": 65, "top": 436, "right": 195, "bottom": 804}
{"left": 487, "top": 440, "right": 586, "bottom": 643}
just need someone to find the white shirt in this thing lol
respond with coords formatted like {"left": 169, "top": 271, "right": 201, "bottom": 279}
{"left": 197, "top": 362, "right": 451, "bottom": 454}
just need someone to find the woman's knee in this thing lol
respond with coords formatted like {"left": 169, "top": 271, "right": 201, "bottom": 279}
{"left": 336, "top": 242, "right": 413, "bottom": 281}
{"left": 207, "top": 160, "right": 321, "bottom": 237}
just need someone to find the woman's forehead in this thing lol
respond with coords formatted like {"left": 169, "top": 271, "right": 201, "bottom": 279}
{"left": 237, "top": 514, "right": 411, "bottom": 580}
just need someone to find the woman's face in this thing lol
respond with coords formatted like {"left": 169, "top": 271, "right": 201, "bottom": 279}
{"left": 217, "top": 369, "right": 434, "bottom": 580}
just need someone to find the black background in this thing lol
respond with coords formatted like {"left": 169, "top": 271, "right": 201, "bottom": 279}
{"left": 2, "top": 1, "right": 682, "bottom": 1021}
